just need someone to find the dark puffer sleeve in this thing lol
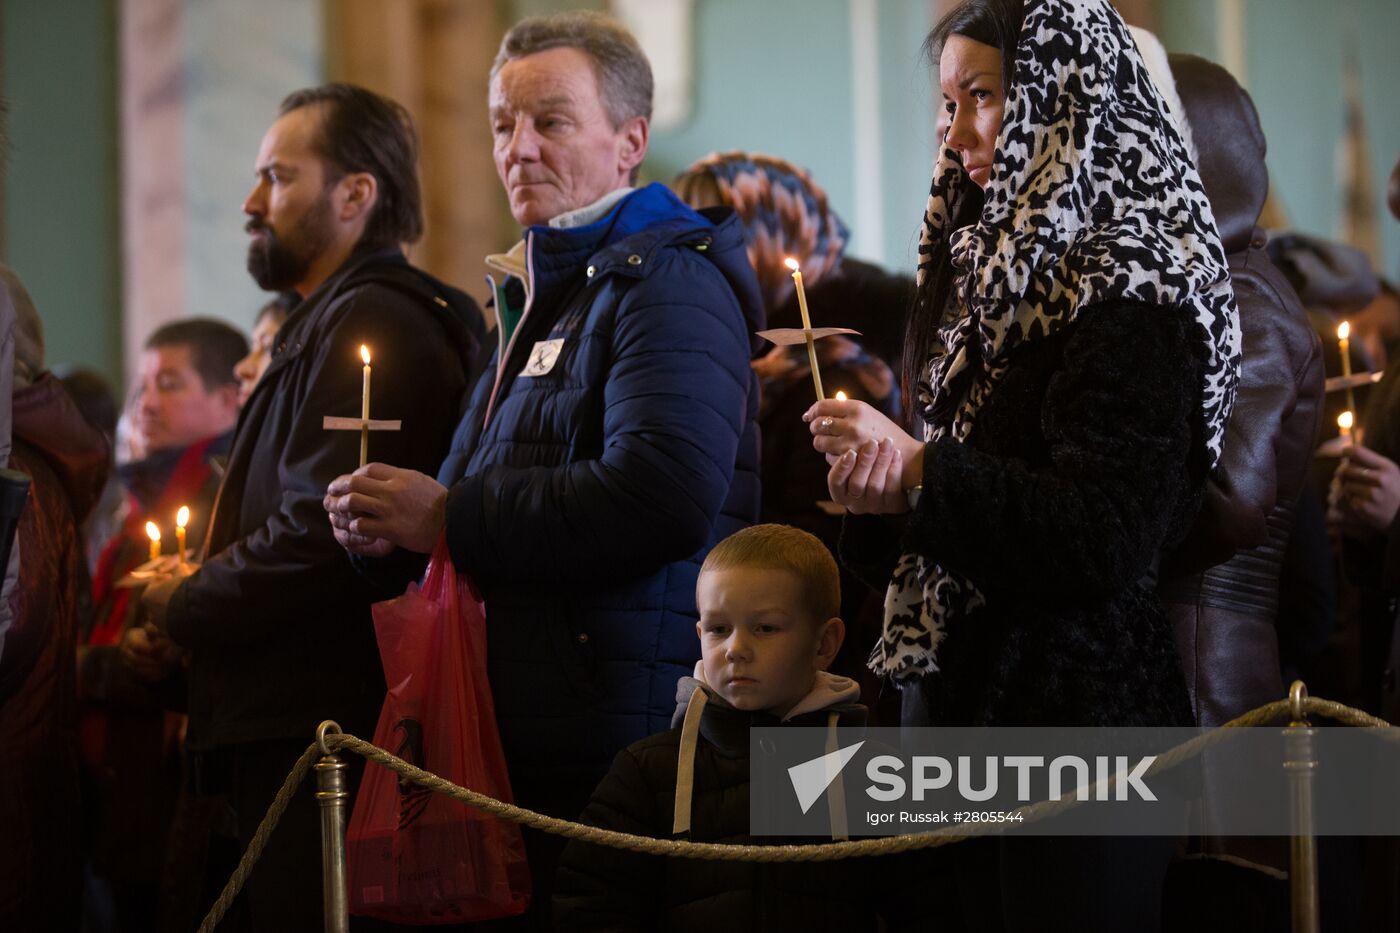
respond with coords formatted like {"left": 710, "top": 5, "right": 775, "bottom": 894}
{"left": 553, "top": 746, "right": 665, "bottom": 931}
{"left": 907, "top": 300, "right": 1208, "bottom": 605}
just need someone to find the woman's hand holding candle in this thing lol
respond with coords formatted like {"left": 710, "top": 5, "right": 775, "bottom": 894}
{"left": 827, "top": 437, "right": 910, "bottom": 515}
{"left": 805, "top": 397, "right": 925, "bottom": 490}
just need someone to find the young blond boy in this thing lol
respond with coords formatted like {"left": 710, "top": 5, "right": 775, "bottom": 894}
{"left": 553, "top": 524, "right": 908, "bottom": 931}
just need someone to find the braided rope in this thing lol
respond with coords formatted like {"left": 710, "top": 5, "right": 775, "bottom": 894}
{"left": 195, "top": 696, "right": 1395, "bottom": 931}
{"left": 195, "top": 741, "right": 319, "bottom": 933}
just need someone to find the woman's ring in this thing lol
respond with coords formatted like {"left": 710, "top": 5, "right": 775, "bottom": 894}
{"left": 821, "top": 417, "right": 835, "bottom": 433}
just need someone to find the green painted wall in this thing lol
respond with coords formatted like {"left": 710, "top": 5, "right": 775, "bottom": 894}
{"left": 2, "top": 0, "right": 122, "bottom": 384}
{"left": 641, "top": 0, "right": 857, "bottom": 229}
{"left": 635, "top": 0, "right": 935, "bottom": 274}
{"left": 1160, "top": 0, "right": 1400, "bottom": 279}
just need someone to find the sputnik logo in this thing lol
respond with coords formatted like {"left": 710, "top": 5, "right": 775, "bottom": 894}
{"left": 788, "top": 741, "right": 865, "bottom": 814}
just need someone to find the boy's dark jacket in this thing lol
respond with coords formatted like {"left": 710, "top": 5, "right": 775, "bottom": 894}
{"left": 553, "top": 670, "right": 923, "bottom": 932}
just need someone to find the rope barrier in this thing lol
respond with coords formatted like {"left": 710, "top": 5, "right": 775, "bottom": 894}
{"left": 195, "top": 695, "right": 1396, "bottom": 932}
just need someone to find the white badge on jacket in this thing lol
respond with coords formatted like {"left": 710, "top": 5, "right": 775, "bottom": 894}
{"left": 521, "top": 338, "right": 564, "bottom": 377}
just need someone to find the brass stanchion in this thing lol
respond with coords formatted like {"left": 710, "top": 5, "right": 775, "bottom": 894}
{"left": 1285, "top": 682, "right": 1319, "bottom": 933}
{"left": 316, "top": 721, "right": 350, "bottom": 933}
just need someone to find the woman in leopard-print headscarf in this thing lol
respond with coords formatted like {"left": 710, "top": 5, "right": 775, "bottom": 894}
{"left": 805, "top": 0, "right": 1240, "bottom": 926}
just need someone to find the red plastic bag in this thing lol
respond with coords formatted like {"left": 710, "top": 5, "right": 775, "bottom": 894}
{"left": 347, "top": 539, "right": 531, "bottom": 924}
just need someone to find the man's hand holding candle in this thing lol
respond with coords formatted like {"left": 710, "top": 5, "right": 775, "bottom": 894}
{"left": 323, "top": 462, "right": 448, "bottom": 557}
{"left": 119, "top": 624, "right": 183, "bottom": 682}
{"left": 139, "top": 559, "right": 198, "bottom": 636}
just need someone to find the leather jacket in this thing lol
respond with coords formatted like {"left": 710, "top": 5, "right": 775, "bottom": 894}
{"left": 1159, "top": 54, "right": 1326, "bottom": 728}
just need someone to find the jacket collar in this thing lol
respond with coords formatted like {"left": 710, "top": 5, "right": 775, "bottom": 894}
{"left": 524, "top": 183, "right": 716, "bottom": 293}
{"left": 669, "top": 670, "right": 865, "bottom": 838}
{"left": 118, "top": 431, "right": 233, "bottom": 514}
{"left": 671, "top": 665, "right": 864, "bottom": 749}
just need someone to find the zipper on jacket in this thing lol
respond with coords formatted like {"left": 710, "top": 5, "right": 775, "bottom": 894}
{"left": 483, "top": 231, "right": 537, "bottom": 431}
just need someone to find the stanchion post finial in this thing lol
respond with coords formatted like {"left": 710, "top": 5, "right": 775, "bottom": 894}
{"left": 315, "top": 721, "right": 350, "bottom": 933}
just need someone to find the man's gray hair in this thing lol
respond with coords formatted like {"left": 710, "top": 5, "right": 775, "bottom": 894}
{"left": 492, "top": 10, "right": 653, "bottom": 128}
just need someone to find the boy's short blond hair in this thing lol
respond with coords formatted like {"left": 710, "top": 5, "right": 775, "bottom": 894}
{"left": 700, "top": 524, "right": 840, "bottom": 622}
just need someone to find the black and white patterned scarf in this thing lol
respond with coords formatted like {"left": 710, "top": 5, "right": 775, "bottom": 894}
{"left": 873, "top": 0, "right": 1241, "bottom": 682}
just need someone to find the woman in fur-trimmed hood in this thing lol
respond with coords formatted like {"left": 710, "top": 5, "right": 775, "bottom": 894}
{"left": 807, "top": 0, "right": 1240, "bottom": 926}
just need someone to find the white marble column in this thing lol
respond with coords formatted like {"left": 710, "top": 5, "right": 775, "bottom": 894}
{"left": 119, "top": 0, "right": 321, "bottom": 377}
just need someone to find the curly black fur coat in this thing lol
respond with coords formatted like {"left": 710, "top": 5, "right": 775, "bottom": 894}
{"left": 844, "top": 299, "right": 1209, "bottom": 727}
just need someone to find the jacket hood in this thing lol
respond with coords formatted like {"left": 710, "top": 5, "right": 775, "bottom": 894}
{"left": 672, "top": 662, "right": 860, "bottom": 727}
{"left": 12, "top": 372, "right": 110, "bottom": 524}
{"left": 530, "top": 183, "right": 766, "bottom": 348}
{"left": 1168, "top": 53, "right": 1268, "bottom": 254}
{"left": 670, "top": 663, "right": 862, "bottom": 838}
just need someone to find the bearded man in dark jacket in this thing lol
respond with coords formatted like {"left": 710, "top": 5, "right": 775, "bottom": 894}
{"left": 324, "top": 12, "right": 762, "bottom": 917}
{"left": 140, "top": 83, "right": 485, "bottom": 932}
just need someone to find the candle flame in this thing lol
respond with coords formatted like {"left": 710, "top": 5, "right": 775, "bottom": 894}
{"left": 1338, "top": 321, "right": 1351, "bottom": 341}
{"left": 360, "top": 344, "right": 371, "bottom": 365}
{"left": 783, "top": 257, "right": 800, "bottom": 272}
{"left": 146, "top": 521, "right": 161, "bottom": 543}
{"left": 1339, "top": 411, "right": 1355, "bottom": 431}
{"left": 834, "top": 390, "right": 848, "bottom": 402}
{"left": 176, "top": 506, "right": 189, "bottom": 529}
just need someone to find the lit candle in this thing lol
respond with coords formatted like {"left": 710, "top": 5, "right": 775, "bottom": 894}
{"left": 1338, "top": 321, "right": 1357, "bottom": 416}
{"left": 146, "top": 521, "right": 161, "bottom": 563}
{"left": 360, "top": 345, "right": 372, "bottom": 468}
{"left": 176, "top": 506, "right": 189, "bottom": 564}
{"left": 1338, "top": 410, "right": 1354, "bottom": 446}
{"left": 784, "top": 257, "right": 825, "bottom": 401}
{"left": 834, "top": 390, "right": 847, "bottom": 402}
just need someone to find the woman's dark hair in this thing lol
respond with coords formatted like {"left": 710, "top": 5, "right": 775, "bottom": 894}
{"left": 901, "top": 0, "right": 1023, "bottom": 422}
{"left": 279, "top": 83, "right": 424, "bottom": 250}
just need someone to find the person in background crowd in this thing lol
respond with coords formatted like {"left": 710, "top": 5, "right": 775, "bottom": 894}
{"left": 55, "top": 366, "right": 124, "bottom": 575}
{"left": 672, "top": 152, "right": 909, "bottom": 719}
{"left": 1149, "top": 51, "right": 1325, "bottom": 933}
{"left": 138, "top": 83, "right": 485, "bottom": 932}
{"left": 0, "top": 267, "right": 111, "bottom": 933}
{"left": 673, "top": 150, "right": 912, "bottom": 370}
{"left": 806, "top": 0, "right": 1240, "bottom": 926}
{"left": 0, "top": 108, "right": 16, "bottom": 673}
{"left": 77, "top": 318, "right": 245, "bottom": 933}
{"left": 323, "top": 13, "right": 761, "bottom": 920}
{"left": 234, "top": 292, "right": 296, "bottom": 407}
{"left": 1381, "top": 154, "right": 1400, "bottom": 726}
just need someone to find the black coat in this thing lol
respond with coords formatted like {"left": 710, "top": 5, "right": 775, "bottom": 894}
{"left": 845, "top": 300, "right": 1206, "bottom": 728}
{"left": 166, "top": 248, "right": 484, "bottom": 748}
{"left": 553, "top": 698, "right": 921, "bottom": 932}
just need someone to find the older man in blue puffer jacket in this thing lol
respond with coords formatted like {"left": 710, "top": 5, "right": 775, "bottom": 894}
{"left": 324, "top": 10, "right": 762, "bottom": 910}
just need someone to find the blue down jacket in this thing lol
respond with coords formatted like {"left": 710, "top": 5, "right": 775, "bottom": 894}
{"left": 437, "top": 184, "right": 763, "bottom": 813}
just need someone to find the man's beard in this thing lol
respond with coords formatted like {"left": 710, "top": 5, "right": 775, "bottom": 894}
{"left": 246, "top": 193, "right": 336, "bottom": 291}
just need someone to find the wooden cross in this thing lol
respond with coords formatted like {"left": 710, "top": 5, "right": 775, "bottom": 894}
{"left": 322, "top": 416, "right": 403, "bottom": 468}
